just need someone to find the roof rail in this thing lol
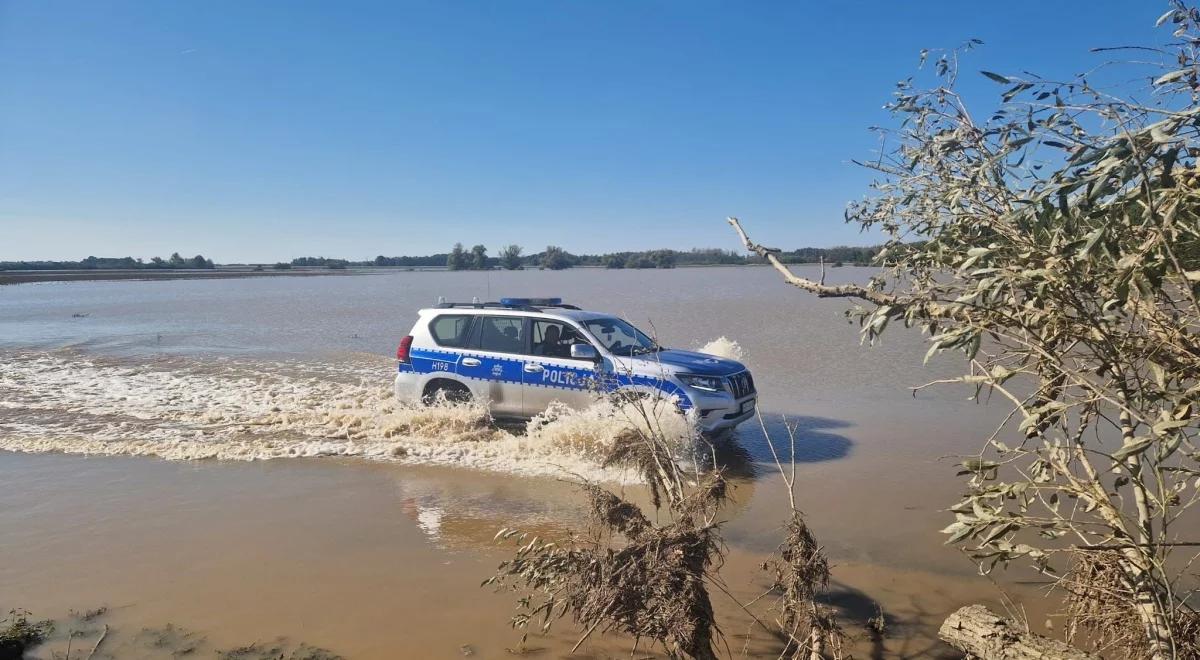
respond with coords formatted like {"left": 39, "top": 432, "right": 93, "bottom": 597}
{"left": 434, "top": 300, "right": 581, "bottom": 312}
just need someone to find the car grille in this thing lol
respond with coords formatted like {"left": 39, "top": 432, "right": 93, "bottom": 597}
{"left": 726, "top": 371, "right": 756, "bottom": 399}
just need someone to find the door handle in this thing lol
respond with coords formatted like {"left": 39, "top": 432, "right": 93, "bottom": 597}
{"left": 523, "top": 363, "right": 544, "bottom": 373}
{"left": 461, "top": 357, "right": 481, "bottom": 367}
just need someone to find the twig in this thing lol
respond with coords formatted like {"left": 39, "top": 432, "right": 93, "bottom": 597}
{"left": 709, "top": 577, "right": 775, "bottom": 636}
{"left": 572, "top": 599, "right": 615, "bottom": 653}
{"left": 1075, "top": 542, "right": 1200, "bottom": 550}
{"left": 86, "top": 624, "right": 108, "bottom": 660}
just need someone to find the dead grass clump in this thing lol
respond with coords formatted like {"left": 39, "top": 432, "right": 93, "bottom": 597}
{"left": 1064, "top": 549, "right": 1200, "bottom": 659}
{"left": 1064, "top": 550, "right": 1142, "bottom": 656}
{"left": 489, "top": 479, "right": 726, "bottom": 660}
{"left": 582, "top": 483, "right": 649, "bottom": 538}
{"left": 137, "top": 623, "right": 205, "bottom": 655}
{"left": 489, "top": 397, "right": 855, "bottom": 659}
{"left": 488, "top": 397, "right": 730, "bottom": 660}
{"left": 1175, "top": 609, "right": 1200, "bottom": 659}
{"left": 767, "top": 512, "right": 830, "bottom": 605}
{"left": 602, "top": 427, "right": 685, "bottom": 510}
{"left": 749, "top": 412, "right": 850, "bottom": 659}
{"left": 219, "top": 639, "right": 342, "bottom": 660}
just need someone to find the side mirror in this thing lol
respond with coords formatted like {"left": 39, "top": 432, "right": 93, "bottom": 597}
{"left": 570, "top": 344, "right": 599, "bottom": 361}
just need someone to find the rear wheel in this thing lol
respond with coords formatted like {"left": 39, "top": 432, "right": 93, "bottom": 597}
{"left": 422, "top": 379, "right": 472, "bottom": 405}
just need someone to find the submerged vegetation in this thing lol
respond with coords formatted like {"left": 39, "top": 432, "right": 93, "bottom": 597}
{"left": 0, "top": 607, "right": 341, "bottom": 660}
{"left": 0, "top": 609, "right": 52, "bottom": 660}
{"left": 731, "top": 2, "right": 1200, "bottom": 657}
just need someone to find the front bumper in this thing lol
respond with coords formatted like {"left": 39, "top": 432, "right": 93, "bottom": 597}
{"left": 693, "top": 394, "right": 756, "bottom": 433}
{"left": 679, "top": 368, "right": 757, "bottom": 433}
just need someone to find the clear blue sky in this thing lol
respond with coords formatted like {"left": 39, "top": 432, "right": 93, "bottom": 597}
{"left": 0, "top": 1, "right": 1167, "bottom": 262}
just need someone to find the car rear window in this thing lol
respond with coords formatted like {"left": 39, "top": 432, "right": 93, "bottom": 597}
{"left": 428, "top": 314, "right": 475, "bottom": 348}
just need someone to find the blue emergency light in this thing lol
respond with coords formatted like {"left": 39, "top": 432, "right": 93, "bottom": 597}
{"left": 500, "top": 297, "right": 562, "bottom": 307}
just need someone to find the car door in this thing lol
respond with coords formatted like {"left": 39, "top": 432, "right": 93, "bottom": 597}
{"left": 521, "top": 319, "right": 602, "bottom": 417}
{"left": 456, "top": 314, "right": 528, "bottom": 417}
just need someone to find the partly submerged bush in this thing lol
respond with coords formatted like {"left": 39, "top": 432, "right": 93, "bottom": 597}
{"left": 487, "top": 397, "right": 846, "bottom": 659}
{"left": 0, "top": 609, "right": 52, "bottom": 660}
{"left": 486, "top": 424, "right": 729, "bottom": 660}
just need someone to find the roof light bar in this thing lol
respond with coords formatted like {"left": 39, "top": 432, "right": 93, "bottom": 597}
{"left": 499, "top": 297, "right": 562, "bottom": 307}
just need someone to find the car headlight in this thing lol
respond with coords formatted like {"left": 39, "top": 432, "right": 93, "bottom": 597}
{"left": 678, "top": 374, "right": 724, "bottom": 393}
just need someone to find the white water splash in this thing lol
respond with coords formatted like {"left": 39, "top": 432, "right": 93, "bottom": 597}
{"left": 0, "top": 351, "right": 694, "bottom": 481}
{"left": 698, "top": 336, "right": 744, "bottom": 361}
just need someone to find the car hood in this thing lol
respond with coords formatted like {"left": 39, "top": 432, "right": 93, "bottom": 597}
{"left": 628, "top": 348, "right": 746, "bottom": 376}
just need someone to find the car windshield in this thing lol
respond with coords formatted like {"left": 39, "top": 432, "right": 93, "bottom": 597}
{"left": 583, "top": 317, "right": 659, "bottom": 356}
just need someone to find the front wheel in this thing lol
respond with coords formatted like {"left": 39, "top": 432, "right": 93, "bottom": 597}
{"left": 608, "top": 387, "right": 684, "bottom": 414}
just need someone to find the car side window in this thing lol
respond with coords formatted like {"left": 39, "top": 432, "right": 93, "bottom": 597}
{"left": 477, "top": 316, "right": 526, "bottom": 354}
{"left": 428, "top": 314, "right": 475, "bottom": 348}
{"left": 530, "top": 320, "right": 591, "bottom": 359}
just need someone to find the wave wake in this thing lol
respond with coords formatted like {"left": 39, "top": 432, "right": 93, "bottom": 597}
{"left": 0, "top": 351, "right": 694, "bottom": 481}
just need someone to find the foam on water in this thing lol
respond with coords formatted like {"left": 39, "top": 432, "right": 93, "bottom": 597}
{"left": 0, "top": 350, "right": 696, "bottom": 481}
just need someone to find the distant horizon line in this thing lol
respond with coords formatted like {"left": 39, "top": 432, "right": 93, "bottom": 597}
{"left": 0, "top": 241, "right": 888, "bottom": 266}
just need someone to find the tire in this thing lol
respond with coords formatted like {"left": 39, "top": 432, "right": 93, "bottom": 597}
{"left": 422, "top": 379, "right": 472, "bottom": 405}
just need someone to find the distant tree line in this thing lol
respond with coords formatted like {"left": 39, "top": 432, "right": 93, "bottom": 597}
{"left": 2, "top": 245, "right": 884, "bottom": 273}
{"left": 772, "top": 245, "right": 882, "bottom": 266}
{"left": 289, "top": 256, "right": 351, "bottom": 269}
{"left": 597, "top": 250, "right": 677, "bottom": 269}
{"left": 436, "top": 244, "right": 884, "bottom": 270}
{"left": 371, "top": 254, "right": 450, "bottom": 267}
{"left": 285, "top": 243, "right": 886, "bottom": 271}
{"left": 2, "top": 244, "right": 885, "bottom": 273}
{"left": 1, "top": 253, "right": 215, "bottom": 270}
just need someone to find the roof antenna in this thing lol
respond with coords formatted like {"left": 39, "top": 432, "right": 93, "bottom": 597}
{"left": 437, "top": 295, "right": 446, "bottom": 305}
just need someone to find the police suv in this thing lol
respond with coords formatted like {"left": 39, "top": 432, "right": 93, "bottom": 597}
{"left": 394, "top": 298, "right": 756, "bottom": 433}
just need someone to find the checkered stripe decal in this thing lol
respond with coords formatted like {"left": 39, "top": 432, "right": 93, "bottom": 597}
{"left": 400, "top": 347, "right": 692, "bottom": 409}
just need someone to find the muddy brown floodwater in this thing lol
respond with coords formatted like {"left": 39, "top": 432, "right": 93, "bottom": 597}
{"left": 2, "top": 267, "right": 1058, "bottom": 658}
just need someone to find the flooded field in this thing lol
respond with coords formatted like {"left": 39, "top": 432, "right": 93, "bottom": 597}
{"left": 1, "top": 267, "right": 1048, "bottom": 657}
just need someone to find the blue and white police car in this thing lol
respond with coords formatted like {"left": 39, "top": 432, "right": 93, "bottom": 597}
{"left": 394, "top": 298, "right": 757, "bottom": 433}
